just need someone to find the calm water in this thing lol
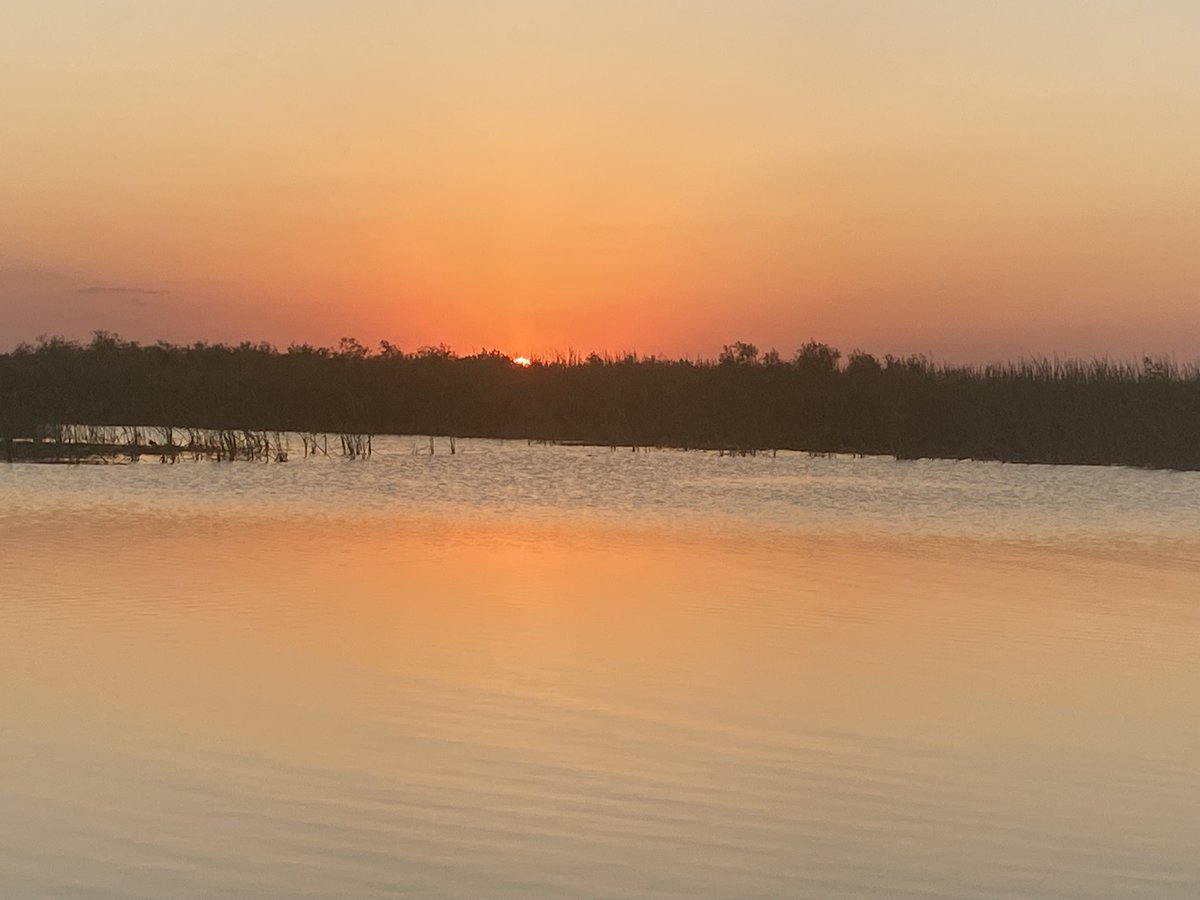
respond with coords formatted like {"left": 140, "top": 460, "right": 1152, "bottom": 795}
{"left": 1, "top": 438, "right": 1197, "bottom": 898}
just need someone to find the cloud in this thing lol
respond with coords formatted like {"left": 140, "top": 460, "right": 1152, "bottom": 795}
{"left": 75, "top": 285, "right": 168, "bottom": 308}
{"left": 76, "top": 285, "right": 167, "bottom": 296}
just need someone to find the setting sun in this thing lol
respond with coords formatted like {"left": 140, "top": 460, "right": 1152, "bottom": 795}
{"left": 513, "top": 356, "right": 532, "bottom": 367}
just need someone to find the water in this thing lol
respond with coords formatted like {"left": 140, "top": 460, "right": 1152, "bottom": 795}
{"left": 1, "top": 438, "right": 1197, "bottom": 898}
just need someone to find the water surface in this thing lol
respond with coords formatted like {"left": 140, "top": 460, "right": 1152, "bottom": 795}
{"left": 2, "top": 439, "right": 1197, "bottom": 898}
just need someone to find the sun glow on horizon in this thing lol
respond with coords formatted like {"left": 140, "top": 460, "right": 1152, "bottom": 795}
{"left": 513, "top": 356, "right": 532, "bottom": 367}
{"left": 0, "top": 4, "right": 1197, "bottom": 362}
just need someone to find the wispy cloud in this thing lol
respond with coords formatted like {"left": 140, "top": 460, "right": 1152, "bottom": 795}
{"left": 76, "top": 285, "right": 167, "bottom": 296}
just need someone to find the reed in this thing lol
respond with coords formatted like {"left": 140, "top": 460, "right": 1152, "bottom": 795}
{"left": 3, "top": 335, "right": 1199, "bottom": 470}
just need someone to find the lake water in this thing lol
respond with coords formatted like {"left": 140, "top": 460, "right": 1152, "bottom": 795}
{"left": 1, "top": 438, "right": 1197, "bottom": 898}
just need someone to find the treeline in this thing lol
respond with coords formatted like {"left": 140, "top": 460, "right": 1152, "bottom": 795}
{"left": 2, "top": 333, "right": 1199, "bottom": 469}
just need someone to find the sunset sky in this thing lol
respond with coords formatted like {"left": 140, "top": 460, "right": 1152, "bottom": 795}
{"left": 2, "top": 1, "right": 1197, "bottom": 362}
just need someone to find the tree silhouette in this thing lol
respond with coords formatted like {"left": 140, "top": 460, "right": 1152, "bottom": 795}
{"left": 1, "top": 335, "right": 1198, "bottom": 469}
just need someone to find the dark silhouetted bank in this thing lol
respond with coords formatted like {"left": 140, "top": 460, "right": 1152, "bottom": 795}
{"left": 2, "top": 334, "right": 1198, "bottom": 469}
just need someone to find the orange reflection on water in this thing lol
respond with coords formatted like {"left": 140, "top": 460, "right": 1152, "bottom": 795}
{"left": 2, "top": 510, "right": 1198, "bottom": 897}
{"left": 6, "top": 512, "right": 1196, "bottom": 753}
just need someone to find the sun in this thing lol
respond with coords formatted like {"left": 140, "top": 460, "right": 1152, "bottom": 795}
{"left": 513, "top": 356, "right": 532, "bottom": 367}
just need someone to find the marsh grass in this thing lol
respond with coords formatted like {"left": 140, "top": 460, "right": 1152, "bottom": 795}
{"left": 3, "top": 336, "right": 1199, "bottom": 469}
{"left": 6, "top": 425, "right": 305, "bottom": 465}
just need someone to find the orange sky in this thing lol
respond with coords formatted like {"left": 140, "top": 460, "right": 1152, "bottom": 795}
{"left": 2, "top": 1, "right": 1198, "bottom": 362}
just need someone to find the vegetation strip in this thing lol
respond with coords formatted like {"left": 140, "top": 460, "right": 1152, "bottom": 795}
{"left": 3, "top": 334, "right": 1198, "bottom": 470}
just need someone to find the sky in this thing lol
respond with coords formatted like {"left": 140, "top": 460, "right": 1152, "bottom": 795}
{"left": 2, "top": 1, "right": 1197, "bottom": 362}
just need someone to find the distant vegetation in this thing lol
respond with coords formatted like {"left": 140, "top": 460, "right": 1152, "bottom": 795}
{"left": 2, "top": 333, "right": 1199, "bottom": 469}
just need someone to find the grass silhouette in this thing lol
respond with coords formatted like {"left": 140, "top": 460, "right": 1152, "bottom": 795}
{"left": 2, "top": 334, "right": 1197, "bottom": 469}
